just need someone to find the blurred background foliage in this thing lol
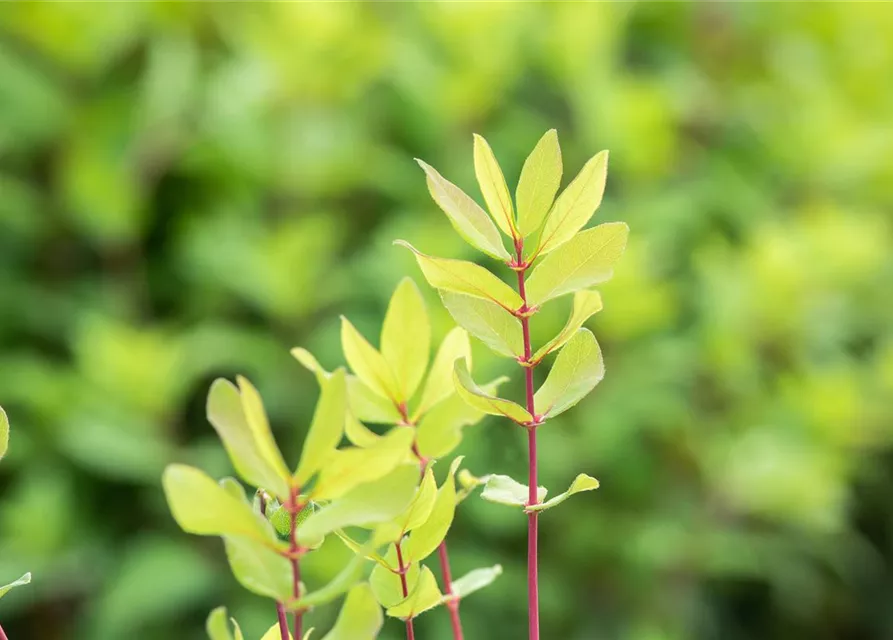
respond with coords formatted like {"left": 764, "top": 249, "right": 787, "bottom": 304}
{"left": 1, "top": 2, "right": 893, "bottom": 639}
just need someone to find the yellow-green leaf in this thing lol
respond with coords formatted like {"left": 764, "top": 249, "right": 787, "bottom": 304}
{"left": 535, "top": 150, "right": 609, "bottom": 256}
{"left": 218, "top": 477, "right": 248, "bottom": 503}
{"left": 395, "top": 241, "right": 523, "bottom": 312}
{"left": 516, "top": 129, "right": 562, "bottom": 237}
{"left": 453, "top": 360, "right": 532, "bottom": 424}
{"left": 0, "top": 572, "right": 30, "bottom": 600}
{"left": 534, "top": 329, "right": 604, "bottom": 419}
{"left": 341, "top": 317, "right": 401, "bottom": 404}
{"left": 260, "top": 623, "right": 292, "bottom": 640}
{"left": 237, "top": 377, "right": 292, "bottom": 487}
{"left": 295, "top": 368, "right": 347, "bottom": 485}
{"left": 206, "top": 607, "right": 246, "bottom": 640}
{"left": 440, "top": 292, "right": 523, "bottom": 359}
{"left": 405, "top": 457, "right": 462, "bottom": 563}
{"left": 207, "top": 379, "right": 291, "bottom": 500}
{"left": 526, "top": 474, "right": 599, "bottom": 512}
{"left": 451, "top": 564, "right": 503, "bottom": 600}
{"left": 320, "top": 584, "right": 383, "bottom": 640}
{"left": 224, "top": 535, "right": 292, "bottom": 601}
{"left": 370, "top": 545, "right": 420, "bottom": 608}
{"left": 413, "top": 327, "right": 471, "bottom": 418}
{"left": 473, "top": 134, "right": 516, "bottom": 238}
{"left": 0, "top": 405, "right": 8, "bottom": 461}
{"left": 480, "top": 474, "right": 546, "bottom": 507}
{"left": 525, "top": 222, "right": 628, "bottom": 308}
{"left": 298, "top": 555, "right": 366, "bottom": 608}
{"left": 416, "top": 159, "right": 511, "bottom": 260}
{"left": 381, "top": 278, "right": 430, "bottom": 402}
{"left": 345, "top": 412, "right": 380, "bottom": 448}
{"left": 532, "top": 290, "right": 603, "bottom": 363}
{"left": 393, "top": 466, "right": 438, "bottom": 536}
{"left": 386, "top": 566, "right": 443, "bottom": 620}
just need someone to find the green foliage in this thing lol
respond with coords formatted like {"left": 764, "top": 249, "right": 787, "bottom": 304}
{"left": 526, "top": 474, "right": 599, "bottom": 513}
{"left": 0, "top": 573, "right": 31, "bottom": 601}
{"left": 481, "top": 475, "right": 547, "bottom": 508}
{"left": 0, "top": 406, "right": 8, "bottom": 461}
{"left": 320, "top": 584, "right": 383, "bottom": 640}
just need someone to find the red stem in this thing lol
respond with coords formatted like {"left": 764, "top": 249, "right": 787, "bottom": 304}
{"left": 276, "top": 604, "right": 289, "bottom": 640}
{"left": 289, "top": 489, "right": 303, "bottom": 640}
{"left": 438, "top": 541, "right": 464, "bottom": 640}
{"left": 0, "top": 623, "right": 8, "bottom": 640}
{"left": 396, "top": 541, "right": 415, "bottom": 640}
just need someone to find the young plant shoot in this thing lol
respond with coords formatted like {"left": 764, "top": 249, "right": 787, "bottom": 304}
{"left": 403, "top": 130, "right": 628, "bottom": 640}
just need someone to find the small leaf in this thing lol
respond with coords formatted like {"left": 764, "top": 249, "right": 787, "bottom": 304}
{"left": 480, "top": 474, "right": 546, "bottom": 507}
{"left": 334, "top": 530, "right": 390, "bottom": 570}
{"left": 396, "top": 241, "right": 523, "bottom": 312}
{"left": 381, "top": 278, "right": 431, "bottom": 401}
{"left": 416, "top": 378, "right": 506, "bottom": 459}
{"left": 344, "top": 413, "right": 380, "bottom": 448}
{"left": 536, "top": 150, "right": 609, "bottom": 256}
{"left": 534, "top": 329, "right": 604, "bottom": 419}
{"left": 311, "top": 427, "right": 415, "bottom": 501}
{"left": 405, "top": 457, "right": 462, "bottom": 563}
{"left": 414, "top": 327, "right": 471, "bottom": 418}
{"left": 516, "top": 129, "right": 562, "bottom": 237}
{"left": 260, "top": 624, "right": 293, "bottom": 640}
{"left": 526, "top": 474, "right": 599, "bottom": 512}
{"left": 473, "top": 134, "right": 516, "bottom": 238}
{"left": 526, "top": 222, "right": 628, "bottom": 308}
{"left": 294, "top": 369, "right": 347, "bottom": 485}
{"left": 163, "top": 464, "right": 274, "bottom": 543}
{"left": 299, "top": 465, "right": 419, "bottom": 547}
{"left": 206, "top": 607, "right": 232, "bottom": 640}
{"left": 237, "top": 377, "right": 292, "bottom": 486}
{"left": 0, "top": 572, "right": 30, "bottom": 600}
{"left": 453, "top": 360, "right": 532, "bottom": 424}
{"left": 386, "top": 566, "right": 443, "bottom": 619}
{"left": 207, "top": 379, "right": 291, "bottom": 499}
{"left": 532, "top": 290, "right": 603, "bottom": 363}
{"left": 416, "top": 159, "right": 511, "bottom": 260}
{"left": 391, "top": 466, "right": 439, "bottom": 537}
{"left": 341, "top": 317, "right": 401, "bottom": 404}
{"left": 298, "top": 555, "right": 367, "bottom": 608}
{"left": 218, "top": 477, "right": 248, "bottom": 503}
{"left": 451, "top": 564, "right": 503, "bottom": 600}
{"left": 370, "top": 547, "right": 420, "bottom": 608}
{"left": 321, "top": 584, "right": 383, "bottom": 640}
{"left": 224, "top": 536, "right": 292, "bottom": 601}
{"left": 457, "top": 468, "right": 491, "bottom": 503}
{"left": 0, "top": 405, "right": 8, "bottom": 460}
{"left": 440, "top": 292, "right": 523, "bottom": 359}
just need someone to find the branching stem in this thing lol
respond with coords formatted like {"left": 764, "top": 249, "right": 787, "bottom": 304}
{"left": 395, "top": 541, "right": 415, "bottom": 640}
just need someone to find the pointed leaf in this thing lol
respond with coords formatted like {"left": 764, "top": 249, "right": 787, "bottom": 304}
{"left": 405, "top": 457, "right": 462, "bottom": 563}
{"left": 386, "top": 566, "right": 443, "bottom": 619}
{"left": 536, "top": 150, "right": 609, "bottom": 256}
{"left": 321, "top": 584, "right": 383, "bottom": 640}
{"left": 334, "top": 530, "right": 390, "bottom": 570}
{"left": 451, "top": 565, "right": 503, "bottom": 600}
{"left": 219, "top": 477, "right": 249, "bottom": 503}
{"left": 440, "top": 292, "right": 523, "bottom": 359}
{"left": 162, "top": 464, "right": 274, "bottom": 544}
{"left": 526, "top": 222, "right": 628, "bottom": 308}
{"left": 453, "top": 360, "right": 532, "bottom": 424}
{"left": 0, "top": 572, "right": 30, "bottom": 600}
{"left": 206, "top": 607, "right": 231, "bottom": 640}
{"left": 298, "top": 555, "right": 367, "bottom": 608}
{"left": 416, "top": 159, "right": 511, "bottom": 260}
{"left": 224, "top": 536, "right": 292, "bottom": 601}
{"left": 534, "top": 329, "right": 604, "bottom": 419}
{"left": 457, "top": 469, "right": 491, "bottom": 503}
{"left": 207, "top": 379, "right": 291, "bottom": 499}
{"left": 370, "top": 546, "right": 420, "bottom": 608}
{"left": 527, "top": 474, "right": 599, "bottom": 512}
{"left": 381, "top": 278, "right": 430, "bottom": 401}
{"left": 299, "top": 465, "right": 419, "bottom": 547}
{"left": 295, "top": 369, "right": 347, "bottom": 485}
{"left": 341, "top": 318, "right": 401, "bottom": 404}
{"left": 310, "top": 427, "right": 415, "bottom": 501}
{"left": 532, "top": 290, "right": 603, "bottom": 363}
{"left": 395, "top": 241, "right": 523, "bottom": 312}
{"left": 414, "top": 327, "right": 471, "bottom": 418}
{"left": 473, "top": 134, "right": 516, "bottom": 238}
{"left": 394, "top": 466, "right": 438, "bottom": 535}
{"left": 261, "top": 624, "right": 292, "bottom": 640}
{"left": 516, "top": 129, "right": 562, "bottom": 237}
{"left": 237, "top": 377, "right": 291, "bottom": 484}
{"left": 480, "top": 474, "right": 546, "bottom": 507}
{"left": 344, "top": 413, "right": 380, "bottom": 448}
{"left": 0, "top": 406, "right": 8, "bottom": 460}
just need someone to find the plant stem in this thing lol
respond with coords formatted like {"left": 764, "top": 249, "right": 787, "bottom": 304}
{"left": 438, "top": 541, "right": 464, "bottom": 640}
{"left": 395, "top": 541, "right": 415, "bottom": 640}
{"left": 289, "top": 489, "right": 303, "bottom": 640}
{"left": 276, "top": 604, "right": 289, "bottom": 640}
{"left": 0, "top": 623, "right": 8, "bottom": 640}
{"left": 516, "top": 243, "right": 540, "bottom": 640}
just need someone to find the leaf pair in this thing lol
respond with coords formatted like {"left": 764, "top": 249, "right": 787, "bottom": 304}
{"left": 481, "top": 473, "right": 599, "bottom": 513}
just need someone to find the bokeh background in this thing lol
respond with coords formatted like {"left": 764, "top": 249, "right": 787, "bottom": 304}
{"left": 2, "top": 3, "right": 893, "bottom": 639}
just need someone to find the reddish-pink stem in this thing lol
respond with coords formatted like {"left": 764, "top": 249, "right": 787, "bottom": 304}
{"left": 438, "top": 541, "right": 464, "bottom": 640}
{"left": 288, "top": 489, "right": 303, "bottom": 640}
{"left": 0, "top": 623, "right": 8, "bottom": 640}
{"left": 395, "top": 541, "right": 415, "bottom": 640}
{"left": 259, "top": 494, "right": 291, "bottom": 640}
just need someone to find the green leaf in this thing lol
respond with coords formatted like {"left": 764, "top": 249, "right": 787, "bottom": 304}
{"left": 516, "top": 129, "right": 562, "bottom": 237}
{"left": 473, "top": 134, "right": 516, "bottom": 238}
{"left": 416, "top": 378, "right": 506, "bottom": 459}
{"left": 526, "top": 474, "right": 599, "bottom": 512}
{"left": 534, "top": 329, "right": 604, "bottom": 419}
{"left": 416, "top": 159, "right": 511, "bottom": 260}
{"left": 440, "top": 292, "right": 523, "bottom": 359}
{"left": 334, "top": 530, "right": 390, "bottom": 570}
{"left": 260, "top": 624, "right": 292, "bottom": 640}
{"left": 480, "top": 474, "right": 546, "bottom": 507}
{"left": 341, "top": 317, "right": 401, "bottom": 404}
{"left": 381, "top": 278, "right": 431, "bottom": 402}
{"left": 321, "top": 584, "right": 383, "bottom": 640}
{"left": 0, "top": 572, "right": 31, "bottom": 600}
{"left": 224, "top": 536, "right": 292, "bottom": 601}
{"left": 294, "top": 369, "right": 347, "bottom": 485}
{"left": 344, "top": 413, "right": 380, "bottom": 448}
{"left": 451, "top": 564, "right": 503, "bottom": 600}
{"left": 162, "top": 464, "right": 274, "bottom": 544}
{"left": 526, "top": 222, "right": 629, "bottom": 308}
{"left": 532, "top": 290, "right": 603, "bottom": 364}
{"left": 298, "top": 555, "right": 366, "bottom": 608}
{"left": 386, "top": 566, "right": 443, "bottom": 620}
{"left": 414, "top": 327, "right": 471, "bottom": 418}
{"left": 457, "top": 469, "right": 491, "bottom": 503}
{"left": 535, "top": 150, "right": 609, "bottom": 256}
{"left": 370, "top": 546, "right": 420, "bottom": 608}
{"left": 405, "top": 457, "right": 462, "bottom": 563}
{"left": 453, "top": 360, "right": 532, "bottom": 424}
{"left": 218, "top": 477, "right": 248, "bottom": 503}
{"left": 310, "top": 427, "right": 415, "bottom": 501}
{"left": 206, "top": 378, "right": 291, "bottom": 500}
{"left": 395, "top": 241, "right": 523, "bottom": 312}
{"left": 237, "top": 377, "right": 292, "bottom": 488}
{"left": 299, "top": 465, "right": 419, "bottom": 547}
{"left": 384, "top": 466, "right": 439, "bottom": 540}
{"left": 205, "top": 607, "right": 232, "bottom": 640}
{"left": 0, "top": 405, "right": 8, "bottom": 461}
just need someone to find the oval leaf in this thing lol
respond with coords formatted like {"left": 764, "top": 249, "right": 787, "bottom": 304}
{"left": 473, "top": 134, "right": 516, "bottom": 238}
{"left": 516, "top": 129, "right": 562, "bottom": 237}
{"left": 224, "top": 535, "right": 292, "bottom": 601}
{"left": 370, "top": 546, "right": 420, "bottom": 608}
{"left": 405, "top": 457, "right": 462, "bottom": 563}
{"left": 206, "top": 607, "right": 242, "bottom": 640}
{"left": 295, "top": 368, "right": 347, "bottom": 485}
{"left": 345, "top": 413, "right": 380, "bottom": 448}
{"left": 532, "top": 290, "right": 603, "bottom": 363}
{"left": 0, "top": 405, "right": 8, "bottom": 460}
{"left": 381, "top": 278, "right": 430, "bottom": 401}
{"left": 321, "top": 584, "right": 384, "bottom": 640}
{"left": 237, "top": 377, "right": 292, "bottom": 485}
{"left": 386, "top": 566, "right": 443, "bottom": 620}
{"left": 414, "top": 327, "right": 471, "bottom": 418}
{"left": 526, "top": 473, "right": 599, "bottom": 512}
{"left": 298, "top": 555, "right": 367, "bottom": 609}
{"left": 440, "top": 292, "right": 523, "bottom": 359}
{"left": 534, "top": 329, "right": 604, "bottom": 419}
{"left": 453, "top": 360, "right": 532, "bottom": 424}
{"left": 480, "top": 474, "right": 547, "bottom": 507}
{"left": 451, "top": 564, "right": 503, "bottom": 601}
{"left": 0, "top": 572, "right": 31, "bottom": 600}
{"left": 341, "top": 317, "right": 401, "bottom": 404}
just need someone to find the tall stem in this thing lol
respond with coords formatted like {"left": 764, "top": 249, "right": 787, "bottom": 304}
{"left": 289, "top": 489, "right": 303, "bottom": 640}
{"left": 0, "top": 623, "right": 8, "bottom": 640}
{"left": 260, "top": 494, "right": 292, "bottom": 640}
{"left": 396, "top": 541, "right": 416, "bottom": 640}
{"left": 516, "top": 243, "right": 540, "bottom": 640}
{"left": 438, "top": 541, "right": 464, "bottom": 640}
